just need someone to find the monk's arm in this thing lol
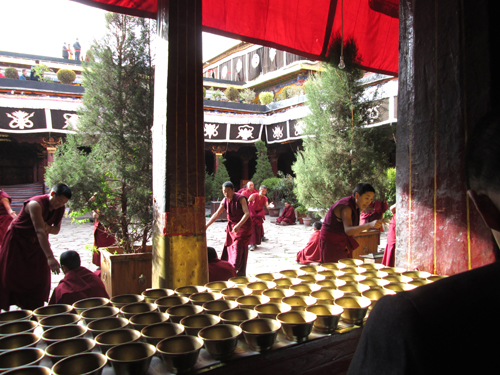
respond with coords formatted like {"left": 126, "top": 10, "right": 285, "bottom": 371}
{"left": 1, "top": 197, "right": 16, "bottom": 218}
{"left": 206, "top": 201, "right": 225, "bottom": 229}
{"left": 342, "top": 207, "right": 382, "bottom": 236}
{"left": 232, "top": 197, "right": 250, "bottom": 233}
{"left": 265, "top": 199, "right": 274, "bottom": 209}
{"left": 28, "top": 201, "right": 60, "bottom": 274}
{"left": 46, "top": 217, "right": 63, "bottom": 235}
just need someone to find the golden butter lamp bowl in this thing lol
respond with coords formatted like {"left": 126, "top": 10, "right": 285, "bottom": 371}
{"left": 335, "top": 296, "right": 371, "bottom": 325}
{"left": 129, "top": 311, "right": 169, "bottom": 331}
{"left": 383, "top": 275, "right": 413, "bottom": 283}
{"left": 155, "top": 296, "right": 190, "bottom": 312}
{"left": 202, "top": 300, "right": 238, "bottom": 316}
{"left": 0, "top": 333, "right": 41, "bottom": 353}
{"left": 402, "top": 271, "right": 432, "bottom": 279}
{"left": 235, "top": 295, "right": 271, "bottom": 309}
{"left": 338, "top": 284, "right": 370, "bottom": 297}
{"left": 276, "top": 311, "right": 316, "bottom": 343}
{"left": 166, "top": 304, "right": 203, "bottom": 324}
{"left": 319, "top": 263, "right": 341, "bottom": 271}
{"left": 141, "top": 288, "right": 175, "bottom": 304}
{"left": 72, "top": 297, "right": 110, "bottom": 315}
{"left": 384, "top": 282, "right": 417, "bottom": 293}
{"left": 290, "top": 283, "right": 321, "bottom": 296}
{"left": 316, "top": 279, "right": 347, "bottom": 290}
{"left": 239, "top": 318, "right": 281, "bottom": 352}
{"left": 120, "top": 302, "right": 157, "bottom": 319}
{"left": 51, "top": 352, "right": 107, "bottom": 375}
{"left": 379, "top": 267, "right": 406, "bottom": 275}
{"left": 281, "top": 296, "right": 317, "bottom": 311}
{"left": 337, "top": 274, "right": 356, "bottom": 284}
{"left": 39, "top": 313, "right": 81, "bottom": 331}
{"left": 109, "top": 294, "right": 145, "bottom": 309}
{"left": 361, "top": 270, "right": 389, "bottom": 279}
{"left": 359, "top": 278, "right": 391, "bottom": 288}
{"left": 255, "top": 272, "right": 282, "bottom": 281}
{"left": 337, "top": 267, "right": 358, "bottom": 275}
{"left": 0, "top": 348, "right": 45, "bottom": 373}
{"left": 279, "top": 269, "right": 306, "bottom": 278}
{"left": 262, "top": 288, "right": 295, "bottom": 303}
{"left": 227, "top": 276, "right": 255, "bottom": 288}
{"left": 198, "top": 324, "right": 242, "bottom": 361}
{"left": 245, "top": 281, "right": 277, "bottom": 295}
{"left": 180, "top": 314, "right": 220, "bottom": 336}
{"left": 408, "top": 279, "right": 432, "bottom": 287}
{"left": 220, "top": 287, "right": 249, "bottom": 301}
{"left": 204, "top": 281, "right": 229, "bottom": 292}
{"left": 33, "top": 304, "right": 74, "bottom": 321}
{"left": 45, "top": 337, "right": 96, "bottom": 365}
{"left": 272, "top": 278, "right": 301, "bottom": 288}
{"left": 306, "top": 304, "right": 344, "bottom": 333}
{"left": 299, "top": 265, "right": 319, "bottom": 274}
{"left": 362, "top": 288, "right": 397, "bottom": 309}
{"left": 297, "top": 274, "right": 326, "bottom": 283}
{"left": 428, "top": 275, "right": 447, "bottom": 282}
{"left": 95, "top": 328, "right": 141, "bottom": 355}
{"left": 156, "top": 335, "right": 203, "bottom": 374}
{"left": 189, "top": 292, "right": 222, "bottom": 306}
{"left": 1, "top": 366, "right": 52, "bottom": 375}
{"left": 254, "top": 303, "right": 291, "bottom": 319}
{"left": 87, "top": 317, "right": 129, "bottom": 338}
{"left": 174, "top": 285, "right": 207, "bottom": 297}
{"left": 338, "top": 258, "right": 364, "bottom": 268}
{"left": 310, "top": 289, "right": 344, "bottom": 305}
{"left": 41, "top": 324, "right": 87, "bottom": 344}
{"left": 141, "top": 322, "right": 185, "bottom": 346}
{"left": 81, "top": 306, "right": 120, "bottom": 325}
{"left": 0, "top": 320, "right": 38, "bottom": 336}
{"left": 106, "top": 342, "right": 156, "bottom": 375}
{"left": 0, "top": 310, "right": 33, "bottom": 324}
{"left": 358, "top": 263, "right": 385, "bottom": 270}
{"left": 317, "top": 270, "right": 336, "bottom": 280}
{"left": 219, "top": 308, "right": 258, "bottom": 326}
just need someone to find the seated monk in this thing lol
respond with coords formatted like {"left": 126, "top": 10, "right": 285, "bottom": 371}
{"left": 208, "top": 246, "right": 236, "bottom": 282}
{"left": 49, "top": 250, "right": 108, "bottom": 305}
{"left": 276, "top": 201, "right": 296, "bottom": 225}
{"left": 296, "top": 221, "right": 322, "bottom": 264}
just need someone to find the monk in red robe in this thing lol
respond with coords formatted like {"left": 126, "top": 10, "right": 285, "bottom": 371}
{"left": 296, "top": 221, "right": 322, "bottom": 264}
{"left": 238, "top": 181, "right": 257, "bottom": 199}
{"left": 248, "top": 186, "right": 274, "bottom": 250}
{"left": 276, "top": 201, "right": 296, "bottom": 225}
{"left": 360, "top": 199, "right": 389, "bottom": 232}
{"left": 319, "top": 183, "right": 382, "bottom": 263}
{"left": 0, "top": 183, "right": 71, "bottom": 311}
{"left": 207, "top": 247, "right": 236, "bottom": 282}
{"left": 0, "top": 189, "right": 16, "bottom": 246}
{"left": 49, "top": 250, "right": 108, "bottom": 305}
{"left": 381, "top": 204, "right": 396, "bottom": 266}
{"left": 92, "top": 213, "right": 116, "bottom": 268}
{"left": 207, "top": 181, "right": 251, "bottom": 276}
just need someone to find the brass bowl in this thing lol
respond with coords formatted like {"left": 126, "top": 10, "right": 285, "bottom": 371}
{"left": 141, "top": 322, "right": 185, "bottom": 346}
{"left": 408, "top": 278, "right": 432, "bottom": 287}
{"left": 180, "top": 314, "right": 220, "bottom": 336}
{"left": 81, "top": 306, "right": 120, "bottom": 324}
{"left": 272, "top": 278, "right": 301, "bottom": 288}
{"left": 235, "top": 295, "right": 271, "bottom": 309}
{"left": 281, "top": 296, "right": 317, "bottom": 311}
{"left": 262, "top": 288, "right": 295, "bottom": 303}
{"left": 383, "top": 275, "right": 413, "bottom": 283}
{"left": 338, "top": 258, "right": 363, "bottom": 267}
{"left": 87, "top": 317, "right": 129, "bottom": 338}
{"left": 402, "top": 271, "right": 432, "bottom": 279}
{"left": 0, "top": 320, "right": 38, "bottom": 336}
{"left": 245, "top": 281, "right": 277, "bottom": 295}
{"left": 1, "top": 366, "right": 52, "bottom": 375}
{"left": 33, "top": 304, "right": 74, "bottom": 321}
{"left": 290, "top": 283, "right": 321, "bottom": 296}
{"left": 384, "top": 282, "right": 417, "bottom": 293}
{"left": 317, "top": 270, "right": 336, "bottom": 280}
{"left": 276, "top": 311, "right": 316, "bottom": 343}
{"left": 299, "top": 265, "right": 318, "bottom": 274}
{"left": 254, "top": 303, "right": 291, "bottom": 319}
{"left": 279, "top": 269, "right": 305, "bottom": 278}
{"left": 361, "top": 270, "right": 389, "bottom": 279}
{"left": 220, "top": 287, "right": 249, "bottom": 301}
{"left": 358, "top": 263, "right": 385, "bottom": 270}
{"left": 255, "top": 273, "right": 282, "bottom": 281}
{"left": 189, "top": 292, "right": 222, "bottom": 306}
{"left": 95, "top": 328, "right": 142, "bottom": 354}
{"left": 338, "top": 284, "right": 370, "bottom": 297}
{"left": 305, "top": 304, "right": 344, "bottom": 333}
{"left": 362, "top": 288, "right": 397, "bottom": 308}
{"left": 198, "top": 324, "right": 242, "bottom": 360}
{"left": 204, "top": 281, "right": 229, "bottom": 292}
{"left": 316, "top": 279, "right": 347, "bottom": 290}
{"left": 0, "top": 348, "right": 45, "bottom": 372}
{"left": 227, "top": 276, "right": 253, "bottom": 288}
{"left": 141, "top": 288, "right": 175, "bottom": 304}
{"left": 359, "top": 278, "right": 391, "bottom": 288}
{"left": 428, "top": 275, "right": 447, "bottom": 282}
{"left": 239, "top": 318, "right": 281, "bottom": 352}
{"left": 319, "top": 263, "right": 341, "bottom": 270}
{"left": 337, "top": 267, "right": 357, "bottom": 275}
{"left": 45, "top": 337, "right": 96, "bottom": 365}
{"left": 39, "top": 313, "right": 81, "bottom": 331}
{"left": 174, "top": 285, "right": 207, "bottom": 297}
{"left": 155, "top": 296, "right": 190, "bottom": 312}
{"left": 72, "top": 297, "right": 110, "bottom": 315}
{"left": 335, "top": 296, "right": 371, "bottom": 325}
{"left": 110, "top": 294, "right": 145, "bottom": 309}
{"left": 106, "top": 342, "right": 156, "bottom": 375}
{"left": 202, "top": 300, "right": 238, "bottom": 315}
{"left": 219, "top": 308, "right": 258, "bottom": 325}
{"left": 157, "top": 335, "right": 203, "bottom": 374}
{"left": 0, "top": 333, "right": 41, "bottom": 353}
{"left": 129, "top": 311, "right": 169, "bottom": 331}
{"left": 310, "top": 289, "right": 344, "bottom": 304}
{"left": 166, "top": 304, "right": 203, "bottom": 323}
{"left": 297, "top": 274, "right": 325, "bottom": 283}
{"left": 379, "top": 267, "right": 406, "bottom": 275}
{"left": 120, "top": 302, "right": 157, "bottom": 319}
{"left": 0, "top": 310, "right": 33, "bottom": 324}
{"left": 337, "top": 274, "right": 356, "bottom": 284}
{"left": 41, "top": 324, "right": 87, "bottom": 344}
{"left": 51, "top": 352, "right": 107, "bottom": 375}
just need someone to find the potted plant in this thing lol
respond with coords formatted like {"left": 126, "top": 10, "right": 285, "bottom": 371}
{"left": 295, "top": 206, "right": 308, "bottom": 224}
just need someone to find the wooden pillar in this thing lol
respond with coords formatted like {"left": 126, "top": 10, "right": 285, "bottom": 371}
{"left": 211, "top": 145, "right": 226, "bottom": 174}
{"left": 152, "top": 0, "right": 208, "bottom": 288}
{"left": 268, "top": 149, "right": 279, "bottom": 176}
{"left": 397, "top": 0, "right": 497, "bottom": 274}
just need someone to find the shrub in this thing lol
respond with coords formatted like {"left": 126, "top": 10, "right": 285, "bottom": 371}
{"left": 224, "top": 86, "right": 239, "bottom": 101}
{"left": 239, "top": 88, "right": 256, "bottom": 104}
{"left": 203, "top": 87, "right": 206, "bottom": 98}
{"left": 211, "top": 89, "right": 223, "bottom": 101}
{"left": 251, "top": 140, "right": 275, "bottom": 189}
{"left": 4, "top": 67, "right": 18, "bottom": 79}
{"left": 259, "top": 91, "right": 274, "bottom": 105}
{"left": 57, "top": 69, "right": 76, "bottom": 84}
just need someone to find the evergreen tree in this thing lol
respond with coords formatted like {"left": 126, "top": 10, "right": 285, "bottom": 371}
{"left": 292, "top": 36, "right": 390, "bottom": 210}
{"left": 45, "top": 13, "right": 155, "bottom": 252}
{"left": 251, "top": 140, "right": 275, "bottom": 189}
{"left": 212, "top": 157, "right": 231, "bottom": 200}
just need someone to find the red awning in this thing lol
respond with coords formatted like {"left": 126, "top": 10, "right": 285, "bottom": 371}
{"left": 72, "top": 0, "right": 399, "bottom": 76}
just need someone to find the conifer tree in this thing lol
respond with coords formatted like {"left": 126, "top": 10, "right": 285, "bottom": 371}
{"left": 251, "top": 140, "right": 275, "bottom": 189}
{"left": 212, "top": 157, "right": 231, "bottom": 200}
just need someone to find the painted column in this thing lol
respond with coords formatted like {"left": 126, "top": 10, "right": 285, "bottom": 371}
{"left": 211, "top": 145, "right": 226, "bottom": 174}
{"left": 152, "top": 0, "right": 208, "bottom": 288}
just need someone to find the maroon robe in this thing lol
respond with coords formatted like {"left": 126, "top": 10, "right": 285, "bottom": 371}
{"left": 49, "top": 266, "right": 109, "bottom": 305}
{"left": 221, "top": 192, "right": 252, "bottom": 276}
{"left": 296, "top": 230, "right": 321, "bottom": 265}
{"left": 360, "top": 200, "right": 388, "bottom": 231}
{"left": 209, "top": 258, "right": 237, "bottom": 282}
{"left": 0, "top": 190, "right": 14, "bottom": 246}
{"left": 0, "top": 194, "right": 65, "bottom": 310}
{"left": 238, "top": 188, "right": 257, "bottom": 199}
{"left": 276, "top": 205, "right": 296, "bottom": 224}
{"left": 92, "top": 220, "right": 116, "bottom": 267}
{"left": 319, "top": 195, "right": 360, "bottom": 263}
{"left": 248, "top": 193, "right": 267, "bottom": 246}
{"left": 382, "top": 213, "right": 396, "bottom": 266}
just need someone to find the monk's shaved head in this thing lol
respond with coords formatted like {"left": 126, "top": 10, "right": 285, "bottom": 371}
{"left": 60, "top": 250, "right": 81, "bottom": 270}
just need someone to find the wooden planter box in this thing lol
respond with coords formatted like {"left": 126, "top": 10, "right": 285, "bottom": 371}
{"left": 99, "top": 245, "right": 152, "bottom": 297}
{"left": 268, "top": 208, "right": 281, "bottom": 217}
{"left": 210, "top": 201, "right": 227, "bottom": 221}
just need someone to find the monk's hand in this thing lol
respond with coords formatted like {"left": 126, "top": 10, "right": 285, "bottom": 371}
{"left": 232, "top": 225, "right": 240, "bottom": 233}
{"left": 9, "top": 211, "right": 16, "bottom": 219}
{"left": 268, "top": 202, "right": 275, "bottom": 208}
{"left": 370, "top": 220, "right": 383, "bottom": 229}
{"left": 47, "top": 256, "right": 61, "bottom": 275}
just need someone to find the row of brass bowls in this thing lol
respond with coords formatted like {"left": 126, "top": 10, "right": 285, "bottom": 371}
{"left": 0, "top": 310, "right": 33, "bottom": 325}
{"left": 0, "top": 348, "right": 45, "bottom": 373}
{"left": 1, "top": 366, "right": 52, "bottom": 375}
{"left": 0, "top": 321, "right": 38, "bottom": 336}
{"left": 0, "top": 333, "right": 41, "bottom": 353}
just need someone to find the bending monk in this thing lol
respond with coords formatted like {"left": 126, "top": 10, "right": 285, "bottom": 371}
{"left": 0, "top": 183, "right": 71, "bottom": 311}
{"left": 208, "top": 246, "right": 236, "bottom": 282}
{"left": 49, "top": 250, "right": 108, "bottom": 305}
{"left": 248, "top": 185, "right": 274, "bottom": 251}
{"left": 0, "top": 188, "right": 16, "bottom": 245}
{"left": 319, "top": 183, "right": 382, "bottom": 263}
{"left": 206, "top": 181, "right": 251, "bottom": 276}
{"left": 296, "top": 221, "right": 322, "bottom": 264}
{"left": 276, "top": 201, "right": 296, "bottom": 225}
